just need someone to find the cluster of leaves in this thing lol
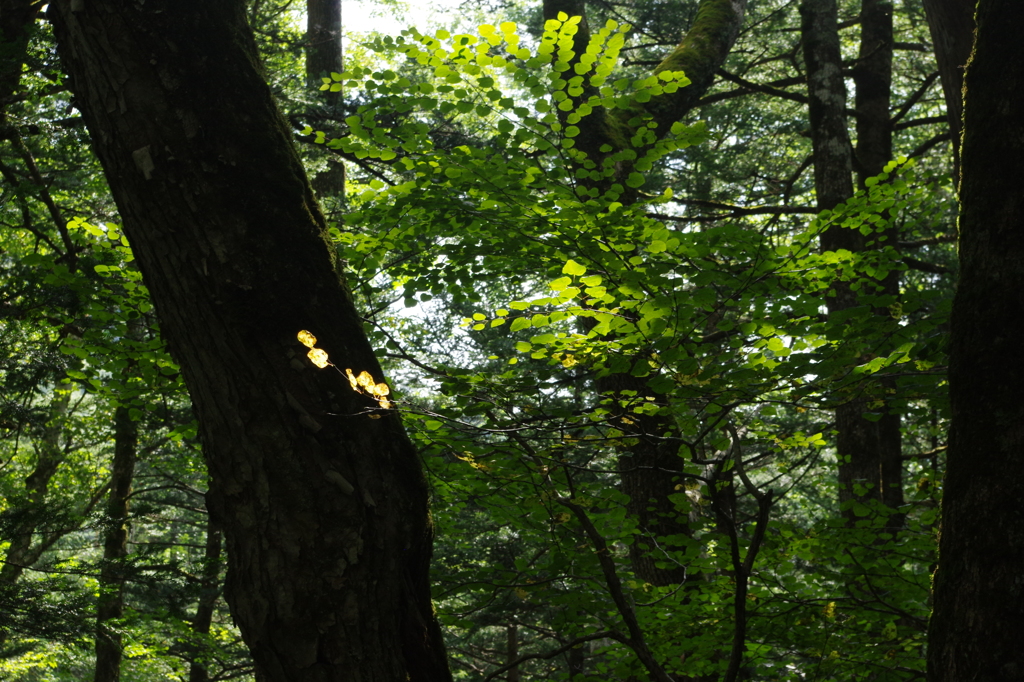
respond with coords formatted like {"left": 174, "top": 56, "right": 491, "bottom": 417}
{"left": 301, "top": 9, "right": 950, "bottom": 679}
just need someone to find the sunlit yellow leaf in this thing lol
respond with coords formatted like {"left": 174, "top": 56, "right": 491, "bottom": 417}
{"left": 378, "top": 398, "right": 392, "bottom": 410}
{"left": 307, "top": 348, "right": 329, "bottom": 368}
{"left": 345, "top": 368, "right": 359, "bottom": 391}
{"left": 369, "top": 382, "right": 390, "bottom": 397}
{"left": 297, "top": 330, "right": 317, "bottom": 348}
{"left": 356, "top": 371, "right": 375, "bottom": 389}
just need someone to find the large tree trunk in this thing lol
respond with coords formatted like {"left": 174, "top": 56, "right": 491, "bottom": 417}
{"left": 94, "top": 405, "right": 138, "bottom": 682}
{"left": 927, "top": 1, "right": 1024, "bottom": 679}
{"left": 48, "top": 2, "right": 451, "bottom": 681}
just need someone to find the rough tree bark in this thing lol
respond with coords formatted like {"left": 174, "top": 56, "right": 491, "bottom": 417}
{"left": 305, "top": 0, "right": 345, "bottom": 197}
{"left": 305, "top": 0, "right": 342, "bottom": 92}
{"left": 94, "top": 405, "right": 138, "bottom": 682}
{"left": 927, "top": 1, "right": 1024, "bottom": 679}
{"left": 802, "top": 0, "right": 903, "bottom": 523}
{"left": 921, "top": 0, "right": 975, "bottom": 187}
{"left": 48, "top": 2, "right": 451, "bottom": 680}
{"left": 801, "top": 0, "right": 853, "bottom": 213}
{"left": 852, "top": 0, "right": 904, "bottom": 519}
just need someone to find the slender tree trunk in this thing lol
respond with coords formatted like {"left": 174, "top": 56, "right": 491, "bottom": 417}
{"left": 853, "top": 0, "right": 904, "bottom": 521}
{"left": 189, "top": 519, "right": 223, "bottom": 682}
{"left": 803, "top": 0, "right": 902, "bottom": 523}
{"left": 305, "top": 0, "right": 342, "bottom": 90}
{"left": 0, "top": 392, "right": 69, "bottom": 587}
{"left": 801, "top": 0, "right": 854, "bottom": 215}
{"left": 95, "top": 405, "right": 138, "bottom": 682}
{"left": 505, "top": 622, "right": 520, "bottom": 682}
{"left": 567, "top": 645, "right": 585, "bottom": 679}
{"left": 921, "top": 0, "right": 976, "bottom": 188}
{"left": 305, "top": 0, "right": 345, "bottom": 197}
{"left": 927, "top": 1, "right": 1024, "bottom": 679}
{"left": 48, "top": 3, "right": 451, "bottom": 680}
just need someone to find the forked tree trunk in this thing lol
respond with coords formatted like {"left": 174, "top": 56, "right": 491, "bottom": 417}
{"left": 541, "top": 0, "right": 748, "bottom": 587}
{"left": 927, "top": 1, "right": 1024, "bottom": 679}
{"left": 48, "top": 2, "right": 451, "bottom": 680}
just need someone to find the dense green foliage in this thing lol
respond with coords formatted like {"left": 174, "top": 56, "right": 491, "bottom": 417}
{"left": 1, "top": 0, "right": 955, "bottom": 679}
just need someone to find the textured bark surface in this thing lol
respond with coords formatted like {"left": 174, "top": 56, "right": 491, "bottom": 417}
{"left": 49, "top": 2, "right": 451, "bottom": 680}
{"left": 803, "top": 0, "right": 904, "bottom": 523}
{"left": 305, "top": 0, "right": 342, "bottom": 88}
{"left": 852, "top": 0, "right": 904, "bottom": 521}
{"left": 854, "top": 0, "right": 893, "bottom": 183}
{"left": 801, "top": 0, "right": 853, "bottom": 216}
{"left": 921, "top": 0, "right": 975, "bottom": 187}
{"left": 927, "top": 1, "right": 1024, "bottom": 679}
{"left": 304, "top": 0, "right": 345, "bottom": 197}
{"left": 94, "top": 405, "right": 138, "bottom": 682}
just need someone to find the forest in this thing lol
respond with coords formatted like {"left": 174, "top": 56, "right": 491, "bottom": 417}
{"left": 0, "top": 0, "right": 1021, "bottom": 680}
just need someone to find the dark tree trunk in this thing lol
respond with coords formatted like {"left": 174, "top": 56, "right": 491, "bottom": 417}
{"left": 801, "top": 0, "right": 854, "bottom": 215}
{"left": 854, "top": 0, "right": 893, "bottom": 184}
{"left": 803, "top": 0, "right": 903, "bottom": 523}
{"left": 305, "top": 0, "right": 342, "bottom": 89}
{"left": 505, "top": 623, "right": 520, "bottom": 682}
{"left": 921, "top": 0, "right": 976, "bottom": 187}
{"left": 188, "top": 519, "right": 223, "bottom": 682}
{"left": 927, "top": 1, "right": 1024, "bottom": 679}
{"left": 48, "top": 2, "right": 451, "bottom": 681}
{"left": 567, "top": 644, "right": 585, "bottom": 678}
{"left": 94, "top": 405, "right": 138, "bottom": 682}
{"left": 305, "top": 0, "right": 345, "bottom": 197}
{"left": 853, "top": 0, "right": 904, "bottom": 520}
{"left": 0, "top": 0, "right": 41, "bottom": 107}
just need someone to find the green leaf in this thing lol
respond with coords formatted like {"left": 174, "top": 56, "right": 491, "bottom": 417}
{"left": 562, "top": 259, "right": 586, "bottom": 276}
